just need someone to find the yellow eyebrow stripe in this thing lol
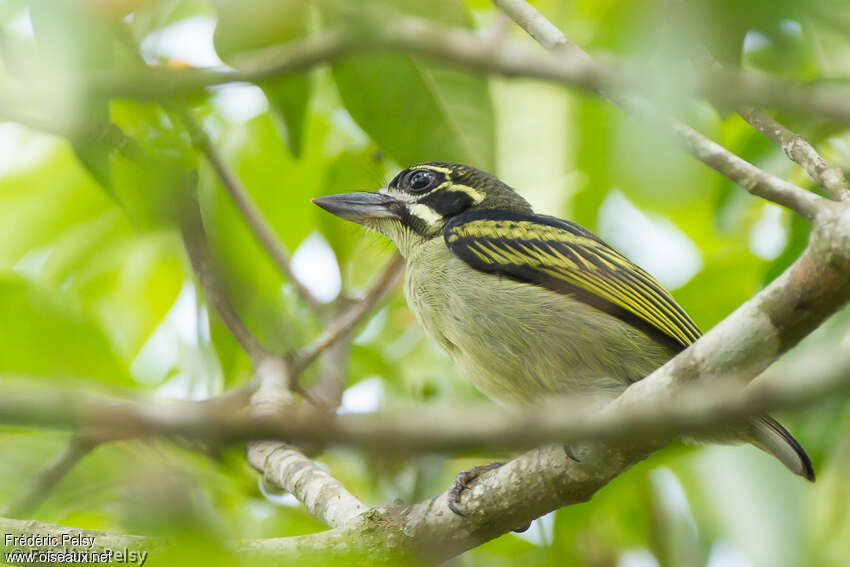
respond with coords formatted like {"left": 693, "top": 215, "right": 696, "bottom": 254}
{"left": 412, "top": 164, "right": 452, "bottom": 174}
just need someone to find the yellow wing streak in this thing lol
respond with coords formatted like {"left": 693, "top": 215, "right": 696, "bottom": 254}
{"left": 532, "top": 253, "right": 687, "bottom": 345}
{"left": 559, "top": 245, "right": 695, "bottom": 338}
{"left": 447, "top": 217, "right": 700, "bottom": 346}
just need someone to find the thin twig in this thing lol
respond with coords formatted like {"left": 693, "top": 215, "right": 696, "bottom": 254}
{"left": 690, "top": 48, "right": 850, "bottom": 202}
{"left": 738, "top": 107, "right": 850, "bottom": 201}
{"left": 2, "top": 435, "right": 98, "bottom": 519}
{"left": 492, "top": 0, "right": 829, "bottom": 221}
{"left": 175, "top": 107, "right": 325, "bottom": 314}
{"left": 181, "top": 199, "right": 272, "bottom": 363}
{"left": 292, "top": 254, "right": 403, "bottom": 375}
{"left": 660, "top": 111, "right": 827, "bottom": 220}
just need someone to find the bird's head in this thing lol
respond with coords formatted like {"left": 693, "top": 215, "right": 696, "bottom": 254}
{"left": 312, "top": 162, "right": 532, "bottom": 254}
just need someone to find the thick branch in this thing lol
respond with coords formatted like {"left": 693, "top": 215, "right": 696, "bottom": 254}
{"left": 247, "top": 441, "right": 367, "bottom": 528}
{"left": 0, "top": 17, "right": 849, "bottom": 130}
{"left": 246, "top": 345, "right": 367, "bottom": 528}
{"left": 1, "top": 326, "right": 849, "bottom": 454}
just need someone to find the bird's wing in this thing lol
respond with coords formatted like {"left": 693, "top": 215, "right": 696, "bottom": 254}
{"left": 444, "top": 210, "right": 700, "bottom": 350}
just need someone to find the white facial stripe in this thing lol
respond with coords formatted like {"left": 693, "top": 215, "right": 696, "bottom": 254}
{"left": 408, "top": 203, "right": 443, "bottom": 226}
{"left": 380, "top": 186, "right": 418, "bottom": 203}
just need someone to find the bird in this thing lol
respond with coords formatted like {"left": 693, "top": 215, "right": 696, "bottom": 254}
{"left": 312, "top": 161, "right": 814, "bottom": 514}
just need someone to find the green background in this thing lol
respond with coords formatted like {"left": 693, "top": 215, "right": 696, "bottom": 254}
{"left": 1, "top": 0, "right": 850, "bottom": 565}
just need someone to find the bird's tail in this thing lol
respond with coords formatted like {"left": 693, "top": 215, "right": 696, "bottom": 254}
{"left": 747, "top": 416, "right": 815, "bottom": 482}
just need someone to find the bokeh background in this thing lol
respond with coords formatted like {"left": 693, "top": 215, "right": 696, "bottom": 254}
{"left": 1, "top": 0, "right": 850, "bottom": 565}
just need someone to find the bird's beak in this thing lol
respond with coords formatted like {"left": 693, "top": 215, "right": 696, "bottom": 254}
{"left": 312, "top": 192, "right": 401, "bottom": 225}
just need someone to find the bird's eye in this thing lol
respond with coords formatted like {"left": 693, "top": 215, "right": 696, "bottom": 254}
{"left": 407, "top": 170, "right": 436, "bottom": 192}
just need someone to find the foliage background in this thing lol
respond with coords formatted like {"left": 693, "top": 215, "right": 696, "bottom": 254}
{"left": 1, "top": 0, "right": 849, "bottom": 565}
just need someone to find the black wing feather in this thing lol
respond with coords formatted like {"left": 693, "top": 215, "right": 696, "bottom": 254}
{"left": 444, "top": 210, "right": 701, "bottom": 351}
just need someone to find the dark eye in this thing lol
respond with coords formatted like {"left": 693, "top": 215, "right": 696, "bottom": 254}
{"left": 407, "top": 170, "right": 435, "bottom": 192}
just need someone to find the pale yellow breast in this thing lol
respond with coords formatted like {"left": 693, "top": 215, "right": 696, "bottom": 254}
{"left": 404, "top": 238, "right": 675, "bottom": 406}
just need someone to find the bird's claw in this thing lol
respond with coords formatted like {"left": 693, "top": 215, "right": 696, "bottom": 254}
{"left": 447, "top": 461, "right": 505, "bottom": 517}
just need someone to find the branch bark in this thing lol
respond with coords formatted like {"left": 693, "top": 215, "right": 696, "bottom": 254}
{"left": 1, "top": 435, "right": 98, "bottom": 519}
{"left": 1, "top": 325, "right": 849, "bottom": 455}
{"left": 492, "top": 0, "right": 829, "bottom": 221}
{"left": 738, "top": 107, "right": 850, "bottom": 201}
{"left": 293, "top": 254, "right": 403, "bottom": 375}
{"left": 181, "top": 200, "right": 273, "bottom": 364}
{"left": 247, "top": 441, "right": 367, "bottom": 528}
{"left": 176, "top": 107, "right": 325, "bottom": 315}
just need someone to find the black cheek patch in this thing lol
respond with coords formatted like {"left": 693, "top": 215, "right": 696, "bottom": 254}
{"left": 397, "top": 208, "right": 431, "bottom": 236}
{"left": 418, "top": 190, "right": 474, "bottom": 217}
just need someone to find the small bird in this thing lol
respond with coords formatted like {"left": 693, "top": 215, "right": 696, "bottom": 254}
{"left": 313, "top": 161, "right": 814, "bottom": 512}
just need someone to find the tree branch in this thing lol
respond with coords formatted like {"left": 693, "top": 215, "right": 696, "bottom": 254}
{"left": 175, "top": 106, "right": 325, "bottom": 315}
{"left": 247, "top": 441, "right": 368, "bottom": 528}
{"left": 1, "top": 435, "right": 98, "bottom": 519}
{"left": 492, "top": 0, "right": 829, "bottom": 221}
{"left": 738, "top": 107, "right": 850, "bottom": 201}
{"left": 688, "top": 48, "right": 850, "bottom": 202}
{"left": 181, "top": 201, "right": 273, "bottom": 364}
{"left": 293, "top": 254, "right": 403, "bottom": 375}
{"left": 1, "top": 326, "right": 849, "bottom": 454}
{"left": 1, "top": 16, "right": 850, "bottom": 130}
{"left": 244, "top": 343, "right": 368, "bottom": 528}
{"left": 0, "top": 15, "right": 843, "bottom": 219}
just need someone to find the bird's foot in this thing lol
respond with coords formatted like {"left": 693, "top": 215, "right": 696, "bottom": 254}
{"left": 447, "top": 461, "right": 505, "bottom": 517}
{"left": 564, "top": 444, "right": 582, "bottom": 463}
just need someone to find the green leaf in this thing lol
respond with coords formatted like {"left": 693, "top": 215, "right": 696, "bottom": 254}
{"left": 30, "top": 0, "right": 116, "bottom": 191}
{"left": 0, "top": 273, "right": 130, "bottom": 384}
{"left": 323, "top": 0, "right": 496, "bottom": 170}
{"left": 212, "top": 0, "right": 313, "bottom": 156}
{"left": 108, "top": 101, "right": 198, "bottom": 228}
{"left": 0, "top": 146, "right": 115, "bottom": 268}
{"left": 66, "top": 231, "right": 185, "bottom": 362}
{"left": 262, "top": 75, "right": 312, "bottom": 157}
{"left": 199, "top": 111, "right": 332, "bottom": 382}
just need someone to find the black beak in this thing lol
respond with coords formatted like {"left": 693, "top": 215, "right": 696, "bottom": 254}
{"left": 312, "top": 192, "right": 400, "bottom": 225}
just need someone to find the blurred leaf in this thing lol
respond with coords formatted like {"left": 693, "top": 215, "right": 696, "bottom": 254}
{"left": 0, "top": 145, "right": 114, "bottom": 267}
{"left": 0, "top": 273, "right": 130, "bottom": 383}
{"left": 318, "top": 150, "right": 387, "bottom": 266}
{"left": 571, "top": 95, "right": 613, "bottom": 231}
{"left": 0, "top": 138, "right": 183, "bottom": 363}
{"left": 67, "top": 231, "right": 185, "bottom": 361}
{"left": 673, "top": 247, "right": 764, "bottom": 330}
{"left": 764, "top": 211, "right": 809, "bottom": 284}
{"left": 109, "top": 101, "right": 197, "bottom": 228}
{"left": 127, "top": 0, "right": 213, "bottom": 39}
{"left": 322, "top": 0, "right": 496, "bottom": 170}
{"left": 263, "top": 75, "right": 312, "bottom": 157}
{"left": 199, "top": 111, "right": 330, "bottom": 382}
{"left": 30, "top": 0, "right": 116, "bottom": 191}
{"left": 213, "top": 0, "right": 313, "bottom": 156}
